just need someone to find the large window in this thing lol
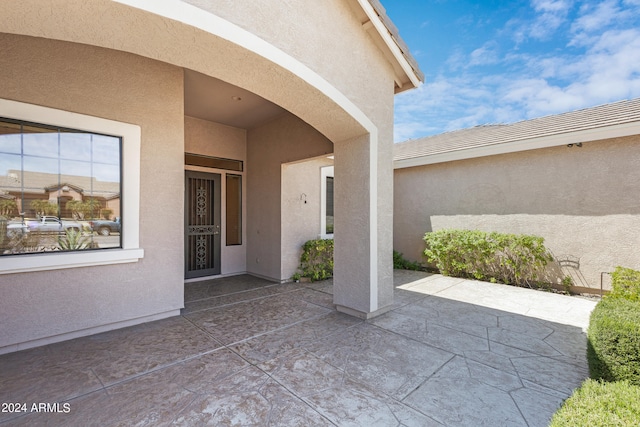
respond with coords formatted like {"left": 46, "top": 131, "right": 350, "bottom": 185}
{"left": 0, "top": 99, "right": 142, "bottom": 274}
{"left": 0, "top": 118, "right": 122, "bottom": 255}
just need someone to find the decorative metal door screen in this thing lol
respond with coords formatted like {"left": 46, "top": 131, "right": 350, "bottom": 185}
{"left": 185, "top": 171, "right": 221, "bottom": 278}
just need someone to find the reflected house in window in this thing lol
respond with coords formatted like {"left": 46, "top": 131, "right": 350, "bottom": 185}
{"left": 0, "top": 171, "right": 121, "bottom": 220}
{"left": 0, "top": 169, "right": 122, "bottom": 254}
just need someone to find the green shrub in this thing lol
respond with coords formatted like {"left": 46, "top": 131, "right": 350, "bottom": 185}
{"left": 393, "top": 250, "right": 422, "bottom": 271}
{"left": 610, "top": 266, "right": 640, "bottom": 302}
{"left": 295, "top": 239, "right": 333, "bottom": 281}
{"left": 561, "top": 275, "right": 574, "bottom": 295}
{"left": 588, "top": 297, "right": 640, "bottom": 385}
{"left": 423, "top": 229, "right": 553, "bottom": 287}
{"left": 549, "top": 379, "right": 640, "bottom": 427}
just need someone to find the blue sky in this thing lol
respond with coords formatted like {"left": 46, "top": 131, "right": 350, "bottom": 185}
{"left": 385, "top": 0, "right": 640, "bottom": 141}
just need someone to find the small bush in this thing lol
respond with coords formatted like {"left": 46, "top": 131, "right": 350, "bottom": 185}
{"left": 295, "top": 239, "right": 333, "bottom": 281}
{"left": 423, "top": 229, "right": 553, "bottom": 287}
{"left": 588, "top": 297, "right": 640, "bottom": 385}
{"left": 549, "top": 379, "right": 640, "bottom": 427}
{"left": 393, "top": 250, "right": 422, "bottom": 271}
{"left": 610, "top": 266, "right": 640, "bottom": 302}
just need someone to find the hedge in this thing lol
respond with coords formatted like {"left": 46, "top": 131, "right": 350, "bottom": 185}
{"left": 393, "top": 250, "right": 422, "bottom": 271}
{"left": 587, "top": 296, "right": 640, "bottom": 385}
{"left": 610, "top": 266, "right": 640, "bottom": 302}
{"left": 423, "top": 229, "right": 553, "bottom": 287}
{"left": 553, "top": 266, "right": 640, "bottom": 425}
{"left": 549, "top": 379, "right": 640, "bottom": 426}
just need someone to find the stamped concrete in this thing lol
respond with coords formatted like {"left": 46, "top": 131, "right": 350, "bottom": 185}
{"left": 0, "top": 271, "right": 596, "bottom": 426}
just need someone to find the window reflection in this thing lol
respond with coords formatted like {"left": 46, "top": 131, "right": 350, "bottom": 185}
{"left": 0, "top": 118, "right": 122, "bottom": 256}
{"left": 0, "top": 125, "right": 21, "bottom": 154}
{"left": 326, "top": 176, "right": 334, "bottom": 234}
{"left": 60, "top": 132, "right": 92, "bottom": 161}
{"left": 22, "top": 127, "right": 59, "bottom": 158}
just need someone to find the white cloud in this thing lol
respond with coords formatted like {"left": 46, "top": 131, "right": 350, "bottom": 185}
{"left": 469, "top": 41, "right": 500, "bottom": 66}
{"left": 501, "top": 78, "right": 585, "bottom": 117}
{"left": 568, "top": 0, "right": 639, "bottom": 46}
{"left": 501, "top": 28, "right": 640, "bottom": 118}
{"left": 444, "top": 48, "right": 467, "bottom": 71}
{"left": 394, "top": 76, "right": 499, "bottom": 141}
{"left": 571, "top": 0, "right": 621, "bottom": 34}
{"left": 529, "top": 0, "right": 573, "bottom": 39}
{"left": 504, "top": 18, "right": 528, "bottom": 46}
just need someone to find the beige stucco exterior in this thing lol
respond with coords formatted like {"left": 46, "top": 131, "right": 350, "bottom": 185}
{"left": 246, "top": 113, "right": 334, "bottom": 281}
{"left": 0, "top": 34, "right": 185, "bottom": 351}
{"left": 185, "top": 116, "right": 246, "bottom": 162}
{"left": 394, "top": 136, "right": 640, "bottom": 290}
{"left": 0, "top": 0, "right": 417, "bottom": 352}
{"left": 281, "top": 157, "right": 335, "bottom": 280}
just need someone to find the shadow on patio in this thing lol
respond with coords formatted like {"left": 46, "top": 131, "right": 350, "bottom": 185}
{"left": 0, "top": 271, "right": 596, "bottom": 426}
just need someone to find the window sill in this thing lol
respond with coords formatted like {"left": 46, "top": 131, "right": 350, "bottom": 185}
{"left": 0, "top": 248, "right": 144, "bottom": 275}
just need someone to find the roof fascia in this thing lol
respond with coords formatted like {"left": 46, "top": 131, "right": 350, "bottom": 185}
{"left": 394, "top": 121, "right": 640, "bottom": 169}
{"left": 355, "top": 0, "right": 422, "bottom": 92}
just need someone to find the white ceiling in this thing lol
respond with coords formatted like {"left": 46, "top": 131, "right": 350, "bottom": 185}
{"left": 184, "top": 69, "right": 285, "bottom": 129}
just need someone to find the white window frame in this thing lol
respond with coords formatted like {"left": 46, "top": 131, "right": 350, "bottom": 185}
{"left": 0, "top": 99, "right": 144, "bottom": 274}
{"left": 320, "top": 165, "right": 334, "bottom": 239}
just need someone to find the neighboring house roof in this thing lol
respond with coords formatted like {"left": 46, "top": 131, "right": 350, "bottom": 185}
{"left": 357, "top": 0, "right": 424, "bottom": 92}
{"left": 394, "top": 98, "right": 640, "bottom": 169}
{"left": 0, "top": 171, "right": 119, "bottom": 198}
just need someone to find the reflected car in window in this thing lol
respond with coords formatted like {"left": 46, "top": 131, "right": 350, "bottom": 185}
{"left": 5, "top": 219, "right": 29, "bottom": 237}
{"left": 27, "top": 216, "right": 82, "bottom": 233}
{"left": 89, "top": 217, "right": 121, "bottom": 236}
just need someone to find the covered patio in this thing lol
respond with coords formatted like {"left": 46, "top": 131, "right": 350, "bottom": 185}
{"left": 0, "top": 272, "right": 595, "bottom": 426}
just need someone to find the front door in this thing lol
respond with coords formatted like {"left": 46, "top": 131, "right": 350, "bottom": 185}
{"left": 185, "top": 171, "right": 221, "bottom": 278}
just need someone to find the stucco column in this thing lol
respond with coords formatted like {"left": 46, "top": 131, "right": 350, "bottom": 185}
{"left": 333, "top": 133, "right": 394, "bottom": 319}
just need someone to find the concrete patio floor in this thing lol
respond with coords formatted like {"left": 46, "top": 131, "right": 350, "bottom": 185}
{"left": 0, "top": 271, "right": 597, "bottom": 426}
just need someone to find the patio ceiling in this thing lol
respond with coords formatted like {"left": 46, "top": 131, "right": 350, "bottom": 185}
{"left": 184, "top": 69, "right": 286, "bottom": 130}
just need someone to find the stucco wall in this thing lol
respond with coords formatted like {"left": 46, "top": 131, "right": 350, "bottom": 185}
{"left": 184, "top": 116, "right": 247, "bottom": 275}
{"left": 183, "top": 0, "right": 394, "bottom": 123}
{"left": 0, "top": 34, "right": 185, "bottom": 351}
{"left": 394, "top": 137, "right": 640, "bottom": 290}
{"left": 184, "top": 115, "right": 246, "bottom": 161}
{"left": 247, "top": 113, "right": 333, "bottom": 281}
{"left": 281, "top": 158, "right": 334, "bottom": 280}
